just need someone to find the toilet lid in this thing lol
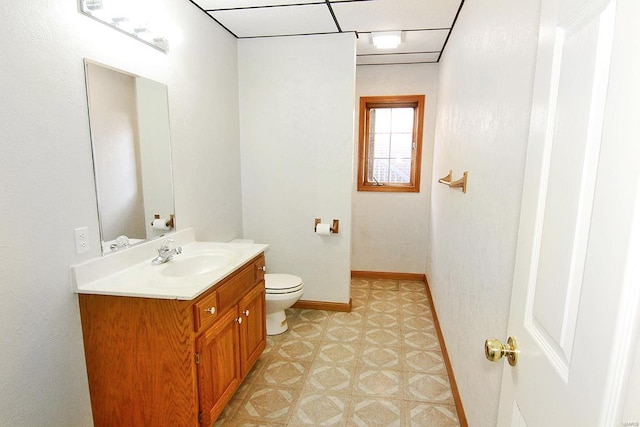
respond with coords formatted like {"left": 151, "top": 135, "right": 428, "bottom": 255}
{"left": 265, "top": 274, "right": 303, "bottom": 294}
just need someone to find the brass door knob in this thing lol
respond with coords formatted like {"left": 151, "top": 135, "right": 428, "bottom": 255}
{"left": 484, "top": 336, "right": 518, "bottom": 366}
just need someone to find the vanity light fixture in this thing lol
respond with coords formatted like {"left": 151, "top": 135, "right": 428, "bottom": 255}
{"left": 371, "top": 31, "right": 402, "bottom": 49}
{"left": 79, "top": 0, "right": 169, "bottom": 52}
{"left": 85, "top": 0, "right": 103, "bottom": 10}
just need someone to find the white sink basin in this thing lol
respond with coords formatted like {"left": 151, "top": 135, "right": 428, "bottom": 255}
{"left": 72, "top": 229, "right": 269, "bottom": 300}
{"left": 161, "top": 251, "right": 236, "bottom": 277}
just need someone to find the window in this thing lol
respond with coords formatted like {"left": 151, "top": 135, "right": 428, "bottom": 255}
{"left": 357, "top": 95, "right": 425, "bottom": 192}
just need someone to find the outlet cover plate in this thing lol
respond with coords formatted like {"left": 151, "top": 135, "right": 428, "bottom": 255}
{"left": 74, "top": 227, "right": 90, "bottom": 254}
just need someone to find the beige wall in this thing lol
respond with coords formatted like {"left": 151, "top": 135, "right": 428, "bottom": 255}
{"left": 352, "top": 64, "right": 439, "bottom": 274}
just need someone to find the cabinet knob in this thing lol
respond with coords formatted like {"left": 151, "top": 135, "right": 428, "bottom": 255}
{"left": 243, "top": 309, "right": 250, "bottom": 317}
{"left": 204, "top": 307, "right": 216, "bottom": 315}
{"left": 257, "top": 265, "right": 266, "bottom": 272}
{"left": 236, "top": 317, "right": 243, "bottom": 324}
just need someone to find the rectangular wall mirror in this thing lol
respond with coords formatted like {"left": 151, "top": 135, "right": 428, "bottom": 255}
{"left": 84, "top": 59, "right": 175, "bottom": 255}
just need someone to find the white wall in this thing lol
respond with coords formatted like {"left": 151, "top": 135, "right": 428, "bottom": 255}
{"left": 86, "top": 63, "right": 146, "bottom": 241}
{"left": 136, "top": 77, "right": 175, "bottom": 240}
{"left": 0, "top": 2, "right": 241, "bottom": 425}
{"left": 352, "top": 64, "right": 438, "bottom": 274}
{"left": 426, "top": 0, "right": 540, "bottom": 425}
{"left": 624, "top": 337, "right": 640, "bottom": 424}
{"left": 238, "top": 33, "right": 356, "bottom": 304}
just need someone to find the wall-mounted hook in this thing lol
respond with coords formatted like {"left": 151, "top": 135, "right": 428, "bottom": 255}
{"left": 438, "top": 170, "right": 468, "bottom": 193}
{"left": 438, "top": 170, "right": 453, "bottom": 185}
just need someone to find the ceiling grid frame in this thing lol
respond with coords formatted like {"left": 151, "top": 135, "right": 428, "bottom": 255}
{"left": 187, "top": 0, "right": 465, "bottom": 65}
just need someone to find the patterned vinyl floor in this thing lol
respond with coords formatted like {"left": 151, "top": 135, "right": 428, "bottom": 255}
{"left": 214, "top": 278, "right": 461, "bottom": 426}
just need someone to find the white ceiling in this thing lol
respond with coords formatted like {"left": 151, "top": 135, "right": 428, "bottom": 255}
{"left": 187, "top": 0, "right": 465, "bottom": 66}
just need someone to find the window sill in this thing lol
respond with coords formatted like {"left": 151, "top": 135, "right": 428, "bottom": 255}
{"left": 357, "top": 183, "right": 420, "bottom": 193}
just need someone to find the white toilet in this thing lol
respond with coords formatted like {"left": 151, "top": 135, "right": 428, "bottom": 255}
{"left": 265, "top": 273, "right": 304, "bottom": 335}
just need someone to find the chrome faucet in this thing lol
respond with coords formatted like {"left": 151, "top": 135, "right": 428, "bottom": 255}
{"left": 151, "top": 239, "right": 182, "bottom": 265}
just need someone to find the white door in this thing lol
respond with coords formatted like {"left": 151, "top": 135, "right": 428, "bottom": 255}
{"left": 494, "top": 0, "right": 640, "bottom": 425}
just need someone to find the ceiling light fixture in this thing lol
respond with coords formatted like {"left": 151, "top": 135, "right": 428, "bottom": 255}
{"left": 371, "top": 31, "right": 402, "bottom": 49}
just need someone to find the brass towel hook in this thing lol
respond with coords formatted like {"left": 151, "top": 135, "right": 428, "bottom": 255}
{"left": 438, "top": 170, "right": 453, "bottom": 185}
{"left": 437, "top": 170, "right": 468, "bottom": 193}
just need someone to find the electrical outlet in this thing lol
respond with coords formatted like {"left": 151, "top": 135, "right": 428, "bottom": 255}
{"left": 74, "top": 227, "right": 90, "bottom": 254}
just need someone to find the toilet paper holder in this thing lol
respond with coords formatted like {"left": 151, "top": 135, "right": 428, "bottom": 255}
{"left": 151, "top": 214, "right": 175, "bottom": 229}
{"left": 314, "top": 218, "right": 339, "bottom": 234}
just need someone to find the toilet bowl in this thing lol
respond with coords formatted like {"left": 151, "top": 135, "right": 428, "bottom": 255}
{"left": 265, "top": 273, "right": 304, "bottom": 335}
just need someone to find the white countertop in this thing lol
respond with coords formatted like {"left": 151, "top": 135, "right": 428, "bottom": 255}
{"left": 71, "top": 229, "right": 268, "bottom": 300}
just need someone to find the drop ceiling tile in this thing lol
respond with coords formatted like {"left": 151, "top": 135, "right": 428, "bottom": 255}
{"left": 333, "top": 0, "right": 461, "bottom": 32}
{"left": 356, "top": 29, "right": 448, "bottom": 55}
{"left": 209, "top": 4, "right": 337, "bottom": 37}
{"left": 189, "top": 0, "right": 464, "bottom": 63}
{"left": 356, "top": 52, "right": 440, "bottom": 66}
{"left": 195, "top": 0, "right": 321, "bottom": 9}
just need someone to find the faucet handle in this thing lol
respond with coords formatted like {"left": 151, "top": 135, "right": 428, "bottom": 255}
{"left": 159, "top": 238, "right": 174, "bottom": 251}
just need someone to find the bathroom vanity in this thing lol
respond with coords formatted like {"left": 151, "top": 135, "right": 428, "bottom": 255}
{"left": 73, "top": 231, "right": 268, "bottom": 426}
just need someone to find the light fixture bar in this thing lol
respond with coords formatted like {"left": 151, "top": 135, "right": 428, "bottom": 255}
{"left": 79, "top": 0, "right": 169, "bottom": 52}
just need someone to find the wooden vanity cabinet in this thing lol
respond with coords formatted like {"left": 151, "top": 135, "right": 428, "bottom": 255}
{"left": 196, "top": 306, "right": 242, "bottom": 425}
{"left": 195, "top": 262, "right": 266, "bottom": 425}
{"left": 239, "top": 282, "right": 267, "bottom": 377}
{"left": 79, "top": 254, "right": 266, "bottom": 427}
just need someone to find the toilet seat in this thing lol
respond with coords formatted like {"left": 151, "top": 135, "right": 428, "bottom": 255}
{"left": 265, "top": 274, "right": 304, "bottom": 295}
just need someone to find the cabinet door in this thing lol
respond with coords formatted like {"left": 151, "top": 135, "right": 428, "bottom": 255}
{"left": 196, "top": 307, "right": 241, "bottom": 426}
{"left": 239, "top": 281, "right": 266, "bottom": 378}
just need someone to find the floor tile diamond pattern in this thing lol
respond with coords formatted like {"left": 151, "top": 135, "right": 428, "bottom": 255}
{"left": 305, "top": 362, "right": 353, "bottom": 392}
{"left": 214, "top": 278, "right": 460, "bottom": 426}
{"left": 291, "top": 391, "right": 349, "bottom": 426}
{"left": 361, "top": 346, "right": 401, "bottom": 369}
{"left": 351, "top": 396, "right": 404, "bottom": 427}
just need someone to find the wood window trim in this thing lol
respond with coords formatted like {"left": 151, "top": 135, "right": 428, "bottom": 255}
{"left": 357, "top": 95, "right": 425, "bottom": 193}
